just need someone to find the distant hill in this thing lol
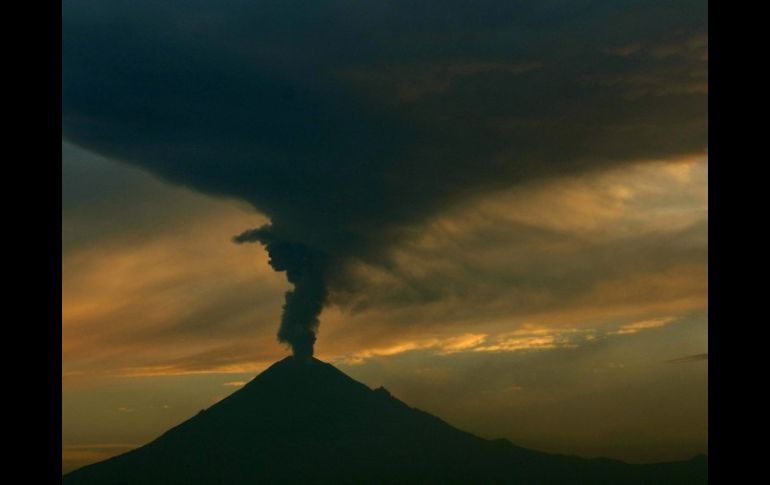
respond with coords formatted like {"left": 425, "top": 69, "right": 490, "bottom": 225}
{"left": 63, "top": 357, "right": 707, "bottom": 484}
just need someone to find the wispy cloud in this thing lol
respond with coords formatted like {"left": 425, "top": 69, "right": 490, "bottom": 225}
{"left": 667, "top": 353, "right": 708, "bottom": 364}
{"left": 333, "top": 327, "right": 600, "bottom": 364}
{"left": 117, "top": 361, "right": 273, "bottom": 378}
{"left": 223, "top": 381, "right": 247, "bottom": 387}
{"left": 610, "top": 316, "right": 678, "bottom": 335}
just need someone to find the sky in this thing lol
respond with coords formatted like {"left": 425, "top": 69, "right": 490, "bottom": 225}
{"left": 62, "top": 0, "right": 707, "bottom": 474}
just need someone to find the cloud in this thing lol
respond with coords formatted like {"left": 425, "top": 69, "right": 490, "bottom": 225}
{"left": 332, "top": 334, "right": 489, "bottom": 364}
{"left": 610, "top": 316, "right": 678, "bottom": 335}
{"left": 470, "top": 327, "right": 596, "bottom": 353}
{"left": 332, "top": 158, "right": 707, "bottom": 327}
{"left": 223, "top": 381, "right": 247, "bottom": 387}
{"left": 63, "top": 0, "right": 707, "bottom": 354}
{"left": 667, "top": 353, "right": 708, "bottom": 364}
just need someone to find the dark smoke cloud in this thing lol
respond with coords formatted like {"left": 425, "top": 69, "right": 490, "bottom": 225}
{"left": 63, "top": 0, "right": 707, "bottom": 356}
{"left": 233, "top": 226, "right": 330, "bottom": 357}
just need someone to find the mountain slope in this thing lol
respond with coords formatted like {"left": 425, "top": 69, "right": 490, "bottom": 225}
{"left": 63, "top": 357, "right": 707, "bottom": 484}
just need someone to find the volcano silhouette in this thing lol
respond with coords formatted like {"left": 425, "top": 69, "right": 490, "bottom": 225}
{"left": 63, "top": 357, "right": 707, "bottom": 484}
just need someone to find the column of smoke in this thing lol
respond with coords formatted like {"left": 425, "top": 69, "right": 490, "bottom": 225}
{"left": 234, "top": 225, "right": 329, "bottom": 359}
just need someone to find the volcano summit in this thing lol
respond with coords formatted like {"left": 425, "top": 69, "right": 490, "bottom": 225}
{"left": 62, "top": 357, "right": 706, "bottom": 484}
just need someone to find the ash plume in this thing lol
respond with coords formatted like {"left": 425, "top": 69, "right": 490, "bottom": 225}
{"left": 63, "top": 1, "right": 707, "bottom": 357}
{"left": 233, "top": 226, "right": 329, "bottom": 358}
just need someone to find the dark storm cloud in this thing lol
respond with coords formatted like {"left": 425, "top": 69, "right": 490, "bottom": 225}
{"left": 63, "top": 0, "right": 707, "bottom": 355}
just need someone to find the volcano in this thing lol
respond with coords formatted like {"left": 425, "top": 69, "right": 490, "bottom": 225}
{"left": 62, "top": 357, "right": 707, "bottom": 484}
